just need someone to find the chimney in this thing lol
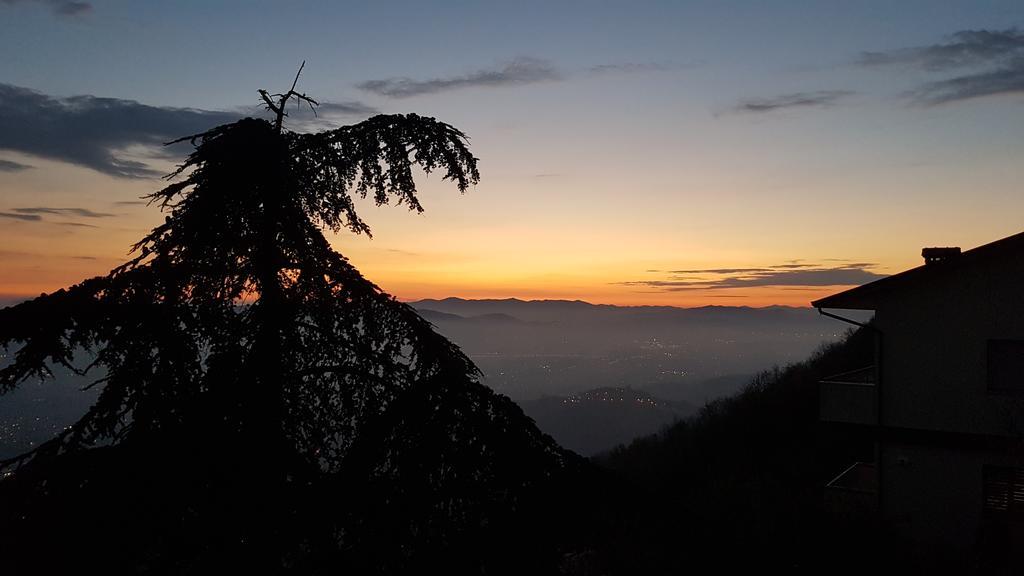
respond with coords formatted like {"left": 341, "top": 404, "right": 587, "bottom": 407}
{"left": 922, "top": 246, "right": 960, "bottom": 266}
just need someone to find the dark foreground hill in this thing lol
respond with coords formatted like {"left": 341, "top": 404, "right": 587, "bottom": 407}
{"left": 593, "top": 326, "right": 912, "bottom": 573}
{"left": 2, "top": 317, "right": 938, "bottom": 574}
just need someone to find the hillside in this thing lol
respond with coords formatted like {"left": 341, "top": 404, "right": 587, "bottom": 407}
{"left": 519, "top": 387, "right": 695, "bottom": 456}
{"left": 592, "top": 326, "right": 909, "bottom": 572}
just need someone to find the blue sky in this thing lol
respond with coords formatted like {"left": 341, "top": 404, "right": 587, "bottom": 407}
{"left": 4, "top": 1, "right": 1021, "bottom": 106}
{"left": 1, "top": 0, "right": 1023, "bottom": 305}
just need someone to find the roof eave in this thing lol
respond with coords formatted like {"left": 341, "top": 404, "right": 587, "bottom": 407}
{"left": 811, "top": 291, "right": 878, "bottom": 310}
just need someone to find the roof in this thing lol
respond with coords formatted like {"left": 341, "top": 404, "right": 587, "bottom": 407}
{"left": 812, "top": 230, "right": 1024, "bottom": 310}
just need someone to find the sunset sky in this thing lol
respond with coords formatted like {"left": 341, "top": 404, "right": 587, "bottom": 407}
{"left": 2, "top": 0, "right": 1023, "bottom": 306}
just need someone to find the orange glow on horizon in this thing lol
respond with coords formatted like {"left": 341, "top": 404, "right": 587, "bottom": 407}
{"left": 384, "top": 284, "right": 852, "bottom": 308}
{"left": 0, "top": 269, "right": 857, "bottom": 310}
{"left": 5, "top": 154, "right": 1016, "bottom": 311}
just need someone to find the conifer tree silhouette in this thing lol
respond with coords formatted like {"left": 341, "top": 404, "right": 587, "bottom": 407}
{"left": 0, "top": 66, "right": 583, "bottom": 573}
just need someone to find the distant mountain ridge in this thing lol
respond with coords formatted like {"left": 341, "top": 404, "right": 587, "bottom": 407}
{"left": 411, "top": 296, "right": 807, "bottom": 312}
{"left": 409, "top": 297, "right": 824, "bottom": 326}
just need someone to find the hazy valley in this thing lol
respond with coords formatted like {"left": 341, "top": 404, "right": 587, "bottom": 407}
{"left": 0, "top": 298, "right": 847, "bottom": 459}
{"left": 414, "top": 298, "right": 846, "bottom": 453}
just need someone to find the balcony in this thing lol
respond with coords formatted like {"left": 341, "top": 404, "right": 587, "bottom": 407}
{"left": 819, "top": 366, "right": 876, "bottom": 425}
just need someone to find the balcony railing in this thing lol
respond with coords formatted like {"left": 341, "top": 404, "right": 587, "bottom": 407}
{"left": 824, "top": 461, "right": 878, "bottom": 516}
{"left": 819, "top": 366, "right": 876, "bottom": 425}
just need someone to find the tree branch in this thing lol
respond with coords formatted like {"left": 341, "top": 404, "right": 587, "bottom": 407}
{"left": 259, "top": 61, "right": 320, "bottom": 132}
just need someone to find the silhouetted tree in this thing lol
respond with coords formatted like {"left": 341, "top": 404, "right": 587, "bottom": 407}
{"left": 0, "top": 67, "right": 584, "bottom": 574}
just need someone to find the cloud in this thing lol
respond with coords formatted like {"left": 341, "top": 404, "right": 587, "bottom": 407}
{"left": 13, "top": 206, "right": 114, "bottom": 218}
{"left": 0, "top": 250, "right": 114, "bottom": 261}
{"left": 0, "top": 84, "right": 239, "bottom": 178}
{"left": 249, "top": 99, "right": 378, "bottom": 132}
{"left": 0, "top": 158, "right": 31, "bottom": 172}
{"left": 0, "top": 207, "right": 113, "bottom": 228}
{"left": 587, "top": 62, "right": 675, "bottom": 75}
{"left": 313, "top": 101, "right": 378, "bottom": 116}
{"left": 668, "top": 267, "right": 779, "bottom": 274}
{"left": 858, "top": 29, "right": 1024, "bottom": 71}
{"left": 54, "top": 221, "right": 98, "bottom": 228}
{"left": 357, "top": 58, "right": 562, "bottom": 98}
{"left": 0, "top": 84, "right": 379, "bottom": 177}
{"left": 909, "top": 58, "right": 1024, "bottom": 105}
{"left": 733, "top": 90, "right": 853, "bottom": 113}
{"left": 247, "top": 99, "right": 377, "bottom": 121}
{"left": 385, "top": 248, "right": 420, "bottom": 257}
{"left": 50, "top": 0, "right": 87, "bottom": 15}
{"left": 112, "top": 200, "right": 147, "bottom": 206}
{"left": 1, "top": 0, "right": 91, "bottom": 17}
{"left": 620, "top": 262, "right": 885, "bottom": 292}
{"left": 859, "top": 28, "right": 1024, "bottom": 105}
{"left": 357, "top": 58, "right": 681, "bottom": 99}
{"left": 666, "top": 263, "right": 825, "bottom": 274}
{"left": 0, "top": 212, "right": 42, "bottom": 221}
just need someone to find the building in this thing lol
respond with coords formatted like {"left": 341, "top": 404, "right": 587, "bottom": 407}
{"left": 814, "top": 231, "right": 1024, "bottom": 568}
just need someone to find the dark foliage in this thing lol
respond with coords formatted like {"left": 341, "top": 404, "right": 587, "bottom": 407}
{"left": 0, "top": 85, "right": 592, "bottom": 574}
{"left": 597, "top": 327, "right": 913, "bottom": 573}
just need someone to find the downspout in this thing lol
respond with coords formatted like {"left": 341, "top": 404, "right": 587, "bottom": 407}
{"left": 816, "top": 307, "right": 885, "bottom": 515}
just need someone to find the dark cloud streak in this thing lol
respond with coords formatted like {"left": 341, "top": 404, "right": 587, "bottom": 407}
{"left": 859, "top": 28, "right": 1024, "bottom": 105}
{"left": 357, "top": 58, "right": 562, "bottom": 98}
{"left": 0, "top": 0, "right": 91, "bottom": 17}
{"left": 0, "top": 212, "right": 42, "bottom": 221}
{"left": 621, "top": 262, "right": 885, "bottom": 292}
{"left": 734, "top": 90, "right": 853, "bottom": 114}
{"left": 0, "top": 159, "right": 31, "bottom": 172}
{"left": 14, "top": 206, "right": 114, "bottom": 218}
{"left": 54, "top": 221, "right": 99, "bottom": 228}
{"left": 667, "top": 263, "right": 825, "bottom": 274}
{"left": 668, "top": 267, "right": 776, "bottom": 274}
{"left": 358, "top": 58, "right": 680, "bottom": 99}
{"left": 587, "top": 62, "right": 674, "bottom": 75}
{"left": 910, "top": 58, "right": 1024, "bottom": 105}
{"left": 313, "top": 101, "right": 378, "bottom": 116}
{"left": 0, "top": 84, "right": 376, "bottom": 178}
{"left": 0, "top": 84, "right": 238, "bottom": 178}
{"left": 858, "top": 29, "right": 1024, "bottom": 71}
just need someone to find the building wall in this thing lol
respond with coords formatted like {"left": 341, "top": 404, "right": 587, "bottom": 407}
{"left": 874, "top": 252, "right": 1024, "bottom": 437}
{"left": 882, "top": 442, "right": 984, "bottom": 555}
{"left": 882, "top": 441, "right": 1024, "bottom": 567}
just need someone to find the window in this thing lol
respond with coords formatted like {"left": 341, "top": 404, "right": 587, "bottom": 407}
{"left": 987, "top": 340, "right": 1024, "bottom": 394}
{"left": 984, "top": 465, "right": 1024, "bottom": 519}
